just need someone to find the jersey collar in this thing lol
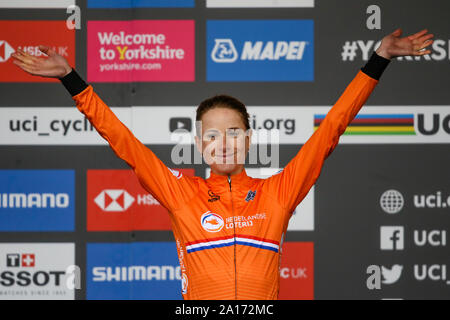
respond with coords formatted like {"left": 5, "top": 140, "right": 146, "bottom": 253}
{"left": 206, "top": 168, "right": 253, "bottom": 192}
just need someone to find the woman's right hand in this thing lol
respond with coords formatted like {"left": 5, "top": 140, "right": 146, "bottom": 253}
{"left": 11, "top": 45, "right": 72, "bottom": 79}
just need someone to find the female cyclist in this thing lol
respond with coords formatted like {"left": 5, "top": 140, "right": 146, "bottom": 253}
{"left": 12, "top": 28, "right": 433, "bottom": 300}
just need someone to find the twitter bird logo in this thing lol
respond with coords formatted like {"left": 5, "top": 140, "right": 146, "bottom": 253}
{"left": 382, "top": 265, "right": 403, "bottom": 284}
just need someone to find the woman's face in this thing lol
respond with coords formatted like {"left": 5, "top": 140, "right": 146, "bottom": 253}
{"left": 195, "top": 107, "right": 251, "bottom": 176}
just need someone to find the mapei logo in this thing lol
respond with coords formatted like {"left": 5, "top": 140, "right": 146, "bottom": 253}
{"left": 0, "top": 41, "right": 15, "bottom": 63}
{"left": 211, "top": 39, "right": 238, "bottom": 63}
{"left": 94, "top": 189, "right": 135, "bottom": 212}
{"left": 201, "top": 211, "right": 224, "bottom": 232}
{"left": 211, "top": 38, "right": 308, "bottom": 63}
{"left": 207, "top": 20, "right": 314, "bottom": 81}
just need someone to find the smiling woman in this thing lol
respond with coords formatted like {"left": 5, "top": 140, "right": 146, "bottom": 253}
{"left": 11, "top": 28, "right": 434, "bottom": 300}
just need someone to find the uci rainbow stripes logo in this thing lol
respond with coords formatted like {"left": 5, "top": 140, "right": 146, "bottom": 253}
{"left": 186, "top": 235, "right": 279, "bottom": 254}
{"left": 314, "top": 114, "right": 416, "bottom": 135}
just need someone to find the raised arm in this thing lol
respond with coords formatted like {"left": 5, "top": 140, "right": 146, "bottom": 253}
{"left": 264, "top": 28, "right": 434, "bottom": 215}
{"left": 12, "top": 46, "right": 197, "bottom": 212}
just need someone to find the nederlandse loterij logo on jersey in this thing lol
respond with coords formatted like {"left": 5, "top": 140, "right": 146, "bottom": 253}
{"left": 181, "top": 273, "right": 188, "bottom": 294}
{"left": 207, "top": 20, "right": 314, "bottom": 81}
{"left": 201, "top": 211, "right": 224, "bottom": 232}
{"left": 94, "top": 189, "right": 135, "bottom": 212}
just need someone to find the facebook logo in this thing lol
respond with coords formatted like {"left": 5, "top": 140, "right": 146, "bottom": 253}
{"left": 380, "top": 226, "right": 404, "bottom": 250}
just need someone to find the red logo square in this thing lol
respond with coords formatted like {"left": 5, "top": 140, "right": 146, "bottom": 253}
{"left": 21, "top": 254, "right": 35, "bottom": 267}
{"left": 279, "top": 242, "right": 314, "bottom": 300}
{"left": 87, "top": 169, "right": 194, "bottom": 231}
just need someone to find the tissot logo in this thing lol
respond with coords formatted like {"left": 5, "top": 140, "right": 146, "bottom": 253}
{"left": 7, "top": 253, "right": 36, "bottom": 267}
{"left": 94, "top": 189, "right": 135, "bottom": 212}
{"left": 0, "top": 243, "right": 75, "bottom": 300}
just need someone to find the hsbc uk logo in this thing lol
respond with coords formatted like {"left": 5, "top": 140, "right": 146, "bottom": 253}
{"left": 94, "top": 189, "right": 135, "bottom": 212}
{"left": 7, "top": 253, "right": 35, "bottom": 267}
{"left": 0, "top": 41, "right": 15, "bottom": 63}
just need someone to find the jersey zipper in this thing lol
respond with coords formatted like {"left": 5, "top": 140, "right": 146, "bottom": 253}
{"left": 228, "top": 175, "right": 237, "bottom": 300}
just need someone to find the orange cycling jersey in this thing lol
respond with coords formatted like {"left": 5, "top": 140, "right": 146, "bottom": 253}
{"left": 61, "top": 52, "right": 390, "bottom": 300}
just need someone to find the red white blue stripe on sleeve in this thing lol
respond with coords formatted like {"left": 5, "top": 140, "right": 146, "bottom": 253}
{"left": 186, "top": 235, "right": 279, "bottom": 254}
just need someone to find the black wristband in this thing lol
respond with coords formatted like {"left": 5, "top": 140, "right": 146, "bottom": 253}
{"left": 361, "top": 52, "right": 391, "bottom": 81}
{"left": 59, "top": 68, "right": 88, "bottom": 97}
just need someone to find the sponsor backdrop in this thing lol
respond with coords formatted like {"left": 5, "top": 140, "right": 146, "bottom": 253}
{"left": 0, "top": 0, "right": 449, "bottom": 300}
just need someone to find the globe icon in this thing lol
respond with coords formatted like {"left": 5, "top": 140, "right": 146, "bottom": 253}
{"left": 380, "top": 190, "right": 404, "bottom": 214}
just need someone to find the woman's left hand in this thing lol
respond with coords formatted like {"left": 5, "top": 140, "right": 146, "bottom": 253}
{"left": 376, "top": 28, "right": 434, "bottom": 60}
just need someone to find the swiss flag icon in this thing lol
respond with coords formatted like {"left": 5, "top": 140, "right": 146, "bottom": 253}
{"left": 22, "top": 254, "right": 35, "bottom": 267}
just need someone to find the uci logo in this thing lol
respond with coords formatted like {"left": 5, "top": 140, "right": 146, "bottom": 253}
{"left": 211, "top": 39, "right": 238, "bottom": 63}
{"left": 201, "top": 211, "right": 224, "bottom": 232}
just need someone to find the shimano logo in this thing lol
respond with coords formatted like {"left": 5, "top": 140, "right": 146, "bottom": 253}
{"left": 0, "top": 193, "right": 69, "bottom": 209}
{"left": 212, "top": 39, "right": 308, "bottom": 63}
{"left": 92, "top": 266, "right": 181, "bottom": 282}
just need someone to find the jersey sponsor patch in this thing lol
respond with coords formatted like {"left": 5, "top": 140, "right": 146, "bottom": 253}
{"left": 200, "top": 211, "right": 224, "bottom": 232}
